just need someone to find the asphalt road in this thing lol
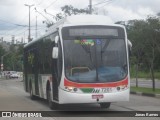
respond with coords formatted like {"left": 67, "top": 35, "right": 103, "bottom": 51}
{"left": 130, "top": 78, "right": 160, "bottom": 88}
{"left": 0, "top": 78, "right": 160, "bottom": 120}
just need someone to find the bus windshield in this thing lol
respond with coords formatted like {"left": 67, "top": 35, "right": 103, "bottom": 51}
{"left": 62, "top": 26, "right": 127, "bottom": 83}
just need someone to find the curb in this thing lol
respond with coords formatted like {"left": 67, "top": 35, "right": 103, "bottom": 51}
{"left": 130, "top": 91, "right": 160, "bottom": 98}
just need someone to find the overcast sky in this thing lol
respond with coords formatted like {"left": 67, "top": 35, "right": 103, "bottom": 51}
{"left": 0, "top": 0, "right": 160, "bottom": 43}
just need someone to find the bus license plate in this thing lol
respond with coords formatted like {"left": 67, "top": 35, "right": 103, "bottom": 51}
{"left": 92, "top": 95, "right": 104, "bottom": 99}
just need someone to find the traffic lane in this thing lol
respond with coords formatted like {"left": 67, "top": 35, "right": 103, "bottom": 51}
{"left": 0, "top": 79, "right": 125, "bottom": 111}
{"left": 0, "top": 79, "right": 51, "bottom": 111}
{"left": 0, "top": 78, "right": 135, "bottom": 111}
{"left": 113, "top": 94, "right": 160, "bottom": 111}
{"left": 0, "top": 78, "right": 160, "bottom": 112}
{"left": 51, "top": 90, "right": 160, "bottom": 111}
{"left": 0, "top": 79, "right": 160, "bottom": 119}
{"left": 0, "top": 78, "right": 132, "bottom": 111}
{"left": 130, "top": 79, "right": 160, "bottom": 88}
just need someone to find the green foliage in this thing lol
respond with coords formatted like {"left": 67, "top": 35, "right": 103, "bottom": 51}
{"left": 127, "top": 16, "right": 160, "bottom": 75}
{"left": 0, "top": 45, "right": 6, "bottom": 67}
{"left": 61, "top": 5, "right": 89, "bottom": 16}
{"left": 0, "top": 45, "right": 5, "bottom": 57}
{"left": 2, "top": 44, "right": 23, "bottom": 71}
{"left": 130, "top": 69, "right": 160, "bottom": 79}
{"left": 56, "top": 5, "right": 89, "bottom": 21}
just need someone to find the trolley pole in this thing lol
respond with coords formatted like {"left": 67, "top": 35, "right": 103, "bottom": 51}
{"left": 24, "top": 4, "right": 34, "bottom": 42}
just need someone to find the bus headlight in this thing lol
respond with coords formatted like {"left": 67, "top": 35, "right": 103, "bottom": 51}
{"left": 117, "top": 85, "right": 128, "bottom": 91}
{"left": 65, "top": 86, "right": 78, "bottom": 92}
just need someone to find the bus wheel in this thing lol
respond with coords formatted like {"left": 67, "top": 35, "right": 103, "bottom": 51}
{"left": 99, "top": 102, "right": 111, "bottom": 109}
{"left": 47, "top": 88, "right": 58, "bottom": 110}
{"left": 30, "top": 86, "right": 36, "bottom": 100}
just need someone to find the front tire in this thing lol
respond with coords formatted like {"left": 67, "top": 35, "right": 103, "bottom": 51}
{"left": 47, "top": 87, "right": 58, "bottom": 110}
{"left": 100, "top": 102, "right": 111, "bottom": 109}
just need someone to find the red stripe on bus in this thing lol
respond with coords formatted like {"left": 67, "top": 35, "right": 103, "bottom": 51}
{"left": 64, "top": 77, "right": 128, "bottom": 88}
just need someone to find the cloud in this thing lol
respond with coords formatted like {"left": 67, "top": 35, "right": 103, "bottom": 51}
{"left": 104, "top": 5, "right": 154, "bottom": 22}
{"left": 137, "top": 7, "right": 155, "bottom": 17}
{"left": 1, "top": 0, "right": 160, "bottom": 42}
{"left": 0, "top": 0, "right": 16, "bottom": 6}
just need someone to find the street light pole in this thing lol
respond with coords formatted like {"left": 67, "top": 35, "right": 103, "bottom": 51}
{"left": 89, "top": 0, "right": 92, "bottom": 14}
{"left": 24, "top": 4, "right": 34, "bottom": 43}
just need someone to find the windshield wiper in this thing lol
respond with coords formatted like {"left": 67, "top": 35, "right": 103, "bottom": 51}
{"left": 99, "top": 39, "right": 111, "bottom": 65}
{"left": 101, "top": 39, "right": 110, "bottom": 53}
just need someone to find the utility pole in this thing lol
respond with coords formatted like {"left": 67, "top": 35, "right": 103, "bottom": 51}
{"left": 89, "top": 0, "right": 92, "bottom": 14}
{"left": 24, "top": 4, "right": 34, "bottom": 43}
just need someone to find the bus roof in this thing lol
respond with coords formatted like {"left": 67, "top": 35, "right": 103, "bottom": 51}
{"left": 47, "top": 15, "right": 114, "bottom": 32}
{"left": 24, "top": 15, "right": 123, "bottom": 48}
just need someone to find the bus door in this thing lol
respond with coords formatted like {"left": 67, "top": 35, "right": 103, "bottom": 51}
{"left": 31, "top": 49, "right": 39, "bottom": 95}
{"left": 51, "top": 36, "right": 63, "bottom": 101}
{"left": 34, "top": 49, "right": 39, "bottom": 95}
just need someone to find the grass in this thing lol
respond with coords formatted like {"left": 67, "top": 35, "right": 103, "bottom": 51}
{"left": 130, "top": 69, "right": 160, "bottom": 80}
{"left": 131, "top": 86, "right": 160, "bottom": 94}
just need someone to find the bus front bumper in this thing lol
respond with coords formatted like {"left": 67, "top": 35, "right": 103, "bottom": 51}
{"left": 59, "top": 88, "right": 129, "bottom": 104}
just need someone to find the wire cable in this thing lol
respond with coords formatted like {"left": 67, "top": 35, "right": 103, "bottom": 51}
{"left": 45, "top": 0, "right": 58, "bottom": 9}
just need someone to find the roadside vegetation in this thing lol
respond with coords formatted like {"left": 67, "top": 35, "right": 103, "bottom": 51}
{"left": 130, "top": 67, "right": 160, "bottom": 80}
{"left": 0, "top": 44, "right": 23, "bottom": 72}
{"left": 131, "top": 87, "right": 160, "bottom": 94}
{"left": 123, "top": 16, "right": 160, "bottom": 91}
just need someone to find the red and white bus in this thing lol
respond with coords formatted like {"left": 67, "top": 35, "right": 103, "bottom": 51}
{"left": 23, "top": 15, "right": 131, "bottom": 109}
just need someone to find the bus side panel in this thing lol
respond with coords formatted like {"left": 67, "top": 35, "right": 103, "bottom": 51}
{"left": 40, "top": 74, "right": 52, "bottom": 99}
{"left": 27, "top": 74, "right": 36, "bottom": 94}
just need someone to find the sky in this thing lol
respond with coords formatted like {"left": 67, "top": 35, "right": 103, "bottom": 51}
{"left": 0, "top": 0, "right": 160, "bottom": 43}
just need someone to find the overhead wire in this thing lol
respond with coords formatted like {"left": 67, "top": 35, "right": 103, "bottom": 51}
{"left": 100, "top": 0, "right": 116, "bottom": 7}
{"left": 93, "top": 0, "right": 112, "bottom": 6}
{"left": 45, "top": 0, "right": 58, "bottom": 9}
{"left": 33, "top": 0, "right": 44, "bottom": 5}
{"left": 0, "top": 0, "right": 72, "bottom": 41}
{"left": 0, "top": 19, "right": 28, "bottom": 27}
{"left": 0, "top": 6, "right": 38, "bottom": 41}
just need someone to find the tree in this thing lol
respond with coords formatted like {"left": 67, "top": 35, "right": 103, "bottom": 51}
{"left": 61, "top": 5, "right": 89, "bottom": 16}
{"left": 0, "top": 45, "right": 6, "bottom": 58}
{"left": 127, "top": 20, "right": 147, "bottom": 87}
{"left": 143, "top": 17, "right": 160, "bottom": 91}
{"left": 0, "top": 45, "right": 6, "bottom": 71}
{"left": 44, "top": 5, "right": 91, "bottom": 28}
{"left": 126, "top": 16, "right": 160, "bottom": 91}
{"left": 3, "top": 44, "right": 24, "bottom": 71}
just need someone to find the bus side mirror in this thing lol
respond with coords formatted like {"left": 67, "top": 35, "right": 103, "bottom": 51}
{"left": 52, "top": 47, "right": 58, "bottom": 59}
{"left": 55, "top": 36, "right": 59, "bottom": 44}
{"left": 128, "top": 39, "right": 132, "bottom": 56}
{"left": 129, "top": 47, "right": 132, "bottom": 56}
